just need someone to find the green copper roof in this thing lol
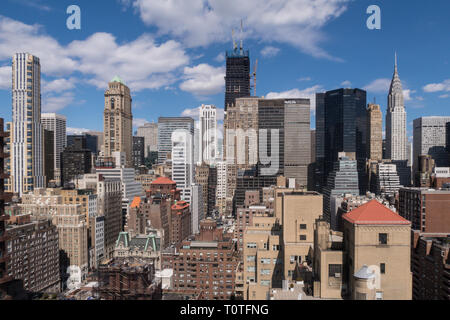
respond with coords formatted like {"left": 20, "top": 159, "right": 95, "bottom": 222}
{"left": 111, "top": 75, "right": 125, "bottom": 85}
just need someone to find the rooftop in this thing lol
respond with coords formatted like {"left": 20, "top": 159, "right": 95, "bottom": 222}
{"left": 151, "top": 177, "right": 176, "bottom": 185}
{"left": 342, "top": 200, "right": 410, "bottom": 225}
{"left": 130, "top": 196, "right": 141, "bottom": 208}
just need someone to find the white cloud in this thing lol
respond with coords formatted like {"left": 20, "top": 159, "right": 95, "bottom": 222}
{"left": 0, "top": 16, "right": 190, "bottom": 99}
{"left": 265, "top": 85, "right": 324, "bottom": 114}
{"left": 0, "top": 66, "right": 10, "bottom": 90}
{"left": 66, "top": 127, "right": 92, "bottom": 135}
{"left": 298, "top": 77, "right": 311, "bottom": 82}
{"left": 439, "top": 94, "right": 449, "bottom": 99}
{"left": 133, "top": 118, "right": 151, "bottom": 128}
{"left": 130, "top": 0, "right": 350, "bottom": 60}
{"left": 179, "top": 64, "right": 225, "bottom": 97}
{"left": 340, "top": 80, "right": 351, "bottom": 87}
{"left": 261, "top": 46, "right": 280, "bottom": 58}
{"left": 42, "top": 92, "right": 75, "bottom": 112}
{"left": 403, "top": 89, "right": 415, "bottom": 102}
{"left": 181, "top": 107, "right": 201, "bottom": 119}
{"left": 68, "top": 33, "right": 189, "bottom": 91}
{"left": 423, "top": 79, "right": 450, "bottom": 93}
{"left": 214, "top": 53, "right": 225, "bottom": 63}
{"left": 42, "top": 78, "right": 75, "bottom": 94}
{"left": 363, "top": 78, "right": 391, "bottom": 93}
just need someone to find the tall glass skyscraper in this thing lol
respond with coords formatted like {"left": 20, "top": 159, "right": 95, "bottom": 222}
{"left": 258, "top": 98, "right": 311, "bottom": 187}
{"left": 323, "top": 154, "right": 360, "bottom": 229}
{"left": 318, "top": 88, "right": 367, "bottom": 193}
{"left": 158, "top": 117, "right": 194, "bottom": 164}
{"left": 224, "top": 46, "right": 250, "bottom": 111}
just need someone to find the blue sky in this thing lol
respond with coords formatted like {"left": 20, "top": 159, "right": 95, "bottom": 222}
{"left": 0, "top": 0, "right": 449, "bottom": 138}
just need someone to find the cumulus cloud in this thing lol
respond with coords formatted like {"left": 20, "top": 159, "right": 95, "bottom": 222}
{"left": 0, "top": 66, "right": 10, "bottom": 90}
{"left": 129, "top": 0, "right": 350, "bottom": 60}
{"left": 42, "top": 92, "right": 75, "bottom": 112}
{"left": 261, "top": 46, "right": 280, "bottom": 58}
{"left": 363, "top": 78, "right": 391, "bottom": 93}
{"left": 133, "top": 118, "right": 151, "bottom": 128}
{"left": 0, "top": 16, "right": 190, "bottom": 97}
{"left": 179, "top": 64, "right": 225, "bottom": 97}
{"left": 423, "top": 79, "right": 450, "bottom": 93}
{"left": 340, "top": 80, "right": 351, "bottom": 87}
{"left": 265, "top": 85, "right": 324, "bottom": 114}
{"left": 42, "top": 78, "right": 75, "bottom": 94}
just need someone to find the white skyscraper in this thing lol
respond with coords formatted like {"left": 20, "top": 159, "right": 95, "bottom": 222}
{"left": 6, "top": 53, "right": 45, "bottom": 195}
{"left": 199, "top": 104, "right": 218, "bottom": 165}
{"left": 172, "top": 129, "right": 194, "bottom": 191}
{"left": 386, "top": 54, "right": 407, "bottom": 161}
{"left": 41, "top": 113, "right": 67, "bottom": 185}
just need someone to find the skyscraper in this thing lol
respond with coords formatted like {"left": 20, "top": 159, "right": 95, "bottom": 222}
{"left": 413, "top": 116, "right": 450, "bottom": 173}
{"left": 103, "top": 76, "right": 133, "bottom": 168}
{"left": 171, "top": 129, "right": 194, "bottom": 191}
{"left": 323, "top": 153, "right": 360, "bottom": 229}
{"left": 224, "top": 97, "right": 259, "bottom": 214}
{"left": 386, "top": 54, "right": 407, "bottom": 161}
{"left": 132, "top": 136, "right": 145, "bottom": 169}
{"left": 199, "top": 104, "right": 218, "bottom": 164}
{"left": 366, "top": 104, "right": 383, "bottom": 161}
{"left": 321, "top": 88, "right": 367, "bottom": 193}
{"left": 6, "top": 53, "right": 45, "bottom": 196}
{"left": 224, "top": 44, "right": 250, "bottom": 111}
{"left": 258, "top": 98, "right": 311, "bottom": 187}
{"left": 315, "top": 93, "right": 326, "bottom": 191}
{"left": 157, "top": 117, "right": 194, "bottom": 164}
{"left": 136, "top": 122, "right": 158, "bottom": 157}
{"left": 41, "top": 113, "right": 67, "bottom": 185}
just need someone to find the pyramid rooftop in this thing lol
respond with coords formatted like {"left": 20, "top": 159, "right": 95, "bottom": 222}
{"left": 342, "top": 200, "right": 410, "bottom": 225}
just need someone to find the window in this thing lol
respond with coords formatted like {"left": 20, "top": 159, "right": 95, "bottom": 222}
{"left": 329, "top": 264, "right": 342, "bottom": 278}
{"left": 299, "top": 235, "right": 307, "bottom": 241}
{"left": 246, "top": 255, "right": 255, "bottom": 262}
{"left": 260, "top": 280, "right": 270, "bottom": 286}
{"left": 379, "top": 233, "right": 388, "bottom": 245}
{"left": 300, "top": 224, "right": 307, "bottom": 230}
{"left": 380, "top": 263, "right": 385, "bottom": 274}
{"left": 247, "top": 242, "right": 257, "bottom": 249}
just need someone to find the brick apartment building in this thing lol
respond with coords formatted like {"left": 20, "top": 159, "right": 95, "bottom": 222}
{"left": 411, "top": 231, "right": 450, "bottom": 300}
{"left": 165, "top": 219, "right": 238, "bottom": 300}
{"left": 398, "top": 188, "right": 450, "bottom": 233}
{"left": 6, "top": 214, "right": 60, "bottom": 293}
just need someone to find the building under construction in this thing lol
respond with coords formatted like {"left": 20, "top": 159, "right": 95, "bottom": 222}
{"left": 224, "top": 40, "right": 251, "bottom": 111}
{"left": 96, "top": 257, "right": 161, "bottom": 300}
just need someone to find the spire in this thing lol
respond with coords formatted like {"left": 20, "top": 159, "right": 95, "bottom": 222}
{"left": 394, "top": 51, "right": 398, "bottom": 71}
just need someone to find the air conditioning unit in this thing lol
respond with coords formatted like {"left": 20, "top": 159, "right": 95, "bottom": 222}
{"left": 335, "top": 273, "right": 341, "bottom": 278}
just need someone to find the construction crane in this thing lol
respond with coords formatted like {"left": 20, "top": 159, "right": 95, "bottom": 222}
{"left": 252, "top": 59, "right": 258, "bottom": 96}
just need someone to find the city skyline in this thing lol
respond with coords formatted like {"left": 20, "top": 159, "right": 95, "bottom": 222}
{"left": 0, "top": 1, "right": 449, "bottom": 139}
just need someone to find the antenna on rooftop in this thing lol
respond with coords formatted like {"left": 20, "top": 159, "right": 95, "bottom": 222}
{"left": 240, "top": 19, "right": 244, "bottom": 51}
{"left": 232, "top": 29, "right": 237, "bottom": 51}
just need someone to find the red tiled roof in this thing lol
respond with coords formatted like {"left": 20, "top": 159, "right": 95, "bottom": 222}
{"left": 172, "top": 201, "right": 189, "bottom": 211}
{"left": 151, "top": 177, "right": 176, "bottom": 185}
{"left": 342, "top": 200, "right": 410, "bottom": 225}
{"left": 130, "top": 196, "right": 141, "bottom": 208}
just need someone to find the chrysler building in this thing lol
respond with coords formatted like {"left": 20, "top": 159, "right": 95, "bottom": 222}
{"left": 386, "top": 54, "right": 407, "bottom": 161}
